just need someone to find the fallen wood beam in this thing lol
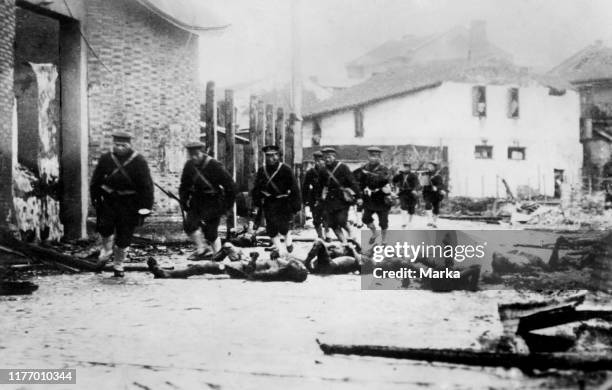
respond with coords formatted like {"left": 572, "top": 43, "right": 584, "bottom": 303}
{"left": 440, "top": 215, "right": 503, "bottom": 222}
{"left": 0, "top": 229, "right": 104, "bottom": 272}
{"left": 317, "top": 341, "right": 612, "bottom": 371}
{"left": 102, "top": 264, "right": 163, "bottom": 273}
{"left": 518, "top": 309, "right": 612, "bottom": 334}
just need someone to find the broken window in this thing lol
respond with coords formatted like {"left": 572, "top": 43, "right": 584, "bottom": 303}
{"left": 472, "top": 86, "right": 486, "bottom": 117}
{"left": 474, "top": 145, "right": 493, "bottom": 159}
{"left": 508, "top": 146, "right": 526, "bottom": 160}
{"left": 507, "top": 88, "right": 519, "bottom": 118}
{"left": 354, "top": 107, "right": 364, "bottom": 138}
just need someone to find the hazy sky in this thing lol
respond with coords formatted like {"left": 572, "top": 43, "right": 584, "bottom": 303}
{"left": 199, "top": 0, "right": 612, "bottom": 87}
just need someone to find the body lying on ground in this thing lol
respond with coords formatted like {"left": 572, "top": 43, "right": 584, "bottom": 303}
{"left": 303, "top": 238, "right": 362, "bottom": 274}
{"left": 147, "top": 243, "right": 308, "bottom": 283}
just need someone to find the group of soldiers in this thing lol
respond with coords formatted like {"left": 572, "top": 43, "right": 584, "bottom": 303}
{"left": 302, "top": 147, "right": 447, "bottom": 242}
{"left": 90, "top": 132, "right": 446, "bottom": 277}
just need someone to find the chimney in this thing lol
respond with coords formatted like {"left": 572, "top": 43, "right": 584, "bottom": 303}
{"left": 468, "top": 20, "right": 487, "bottom": 60}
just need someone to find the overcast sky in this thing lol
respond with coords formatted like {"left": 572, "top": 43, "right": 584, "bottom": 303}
{"left": 199, "top": 0, "right": 612, "bottom": 87}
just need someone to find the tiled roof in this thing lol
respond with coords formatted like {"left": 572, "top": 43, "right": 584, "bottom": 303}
{"left": 549, "top": 42, "right": 612, "bottom": 83}
{"left": 347, "top": 34, "right": 434, "bottom": 68}
{"left": 135, "top": 0, "right": 228, "bottom": 32}
{"left": 305, "top": 59, "right": 571, "bottom": 117}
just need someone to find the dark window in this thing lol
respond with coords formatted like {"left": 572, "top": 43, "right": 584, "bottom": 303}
{"left": 474, "top": 145, "right": 493, "bottom": 159}
{"left": 354, "top": 107, "right": 364, "bottom": 137}
{"left": 508, "top": 88, "right": 519, "bottom": 118}
{"left": 508, "top": 147, "right": 526, "bottom": 160}
{"left": 472, "top": 86, "right": 486, "bottom": 117}
{"left": 312, "top": 118, "right": 322, "bottom": 146}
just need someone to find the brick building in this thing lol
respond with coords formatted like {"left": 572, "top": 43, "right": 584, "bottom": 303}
{"left": 0, "top": 0, "right": 225, "bottom": 240}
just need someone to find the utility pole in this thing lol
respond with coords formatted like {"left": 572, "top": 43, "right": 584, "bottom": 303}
{"left": 291, "top": 0, "right": 302, "bottom": 165}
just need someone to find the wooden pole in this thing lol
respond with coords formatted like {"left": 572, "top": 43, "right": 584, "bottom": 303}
{"left": 285, "top": 113, "right": 296, "bottom": 167}
{"left": 275, "top": 107, "right": 285, "bottom": 161}
{"left": 290, "top": 0, "right": 303, "bottom": 169}
{"left": 225, "top": 90, "right": 237, "bottom": 231}
{"left": 205, "top": 81, "right": 216, "bottom": 157}
{"left": 247, "top": 95, "right": 258, "bottom": 190}
{"left": 256, "top": 100, "right": 265, "bottom": 167}
{"left": 265, "top": 104, "right": 275, "bottom": 146}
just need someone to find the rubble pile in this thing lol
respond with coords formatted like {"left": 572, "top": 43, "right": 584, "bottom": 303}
{"left": 523, "top": 191, "right": 612, "bottom": 229}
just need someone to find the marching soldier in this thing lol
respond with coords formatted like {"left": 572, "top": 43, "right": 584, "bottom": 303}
{"left": 358, "top": 146, "right": 392, "bottom": 244}
{"left": 320, "top": 147, "right": 361, "bottom": 244}
{"left": 179, "top": 141, "right": 236, "bottom": 259}
{"left": 422, "top": 162, "right": 446, "bottom": 228}
{"left": 251, "top": 145, "right": 301, "bottom": 254}
{"left": 392, "top": 162, "right": 420, "bottom": 228}
{"left": 90, "top": 131, "right": 154, "bottom": 277}
{"left": 302, "top": 151, "right": 330, "bottom": 240}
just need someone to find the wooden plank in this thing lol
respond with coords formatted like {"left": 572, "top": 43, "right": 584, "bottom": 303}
{"left": 518, "top": 309, "right": 612, "bottom": 334}
{"left": 265, "top": 104, "right": 275, "bottom": 146}
{"left": 247, "top": 95, "right": 258, "bottom": 190}
{"left": 225, "top": 90, "right": 237, "bottom": 231}
{"left": 318, "top": 341, "right": 612, "bottom": 371}
{"left": 0, "top": 228, "right": 104, "bottom": 272}
{"left": 205, "top": 81, "right": 216, "bottom": 157}
{"left": 275, "top": 107, "right": 285, "bottom": 160}
{"left": 256, "top": 100, "right": 265, "bottom": 167}
{"left": 285, "top": 113, "right": 296, "bottom": 167}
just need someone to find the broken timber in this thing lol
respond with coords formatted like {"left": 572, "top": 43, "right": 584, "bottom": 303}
{"left": 0, "top": 229, "right": 104, "bottom": 272}
{"left": 317, "top": 341, "right": 612, "bottom": 371}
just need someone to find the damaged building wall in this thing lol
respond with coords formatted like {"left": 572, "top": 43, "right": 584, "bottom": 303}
{"left": 85, "top": 0, "right": 200, "bottom": 215}
{"left": 12, "top": 64, "right": 63, "bottom": 241}
{"left": 0, "top": 0, "right": 16, "bottom": 226}
{"left": 12, "top": 8, "right": 64, "bottom": 241}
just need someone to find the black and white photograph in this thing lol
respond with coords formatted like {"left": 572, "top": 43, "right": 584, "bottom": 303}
{"left": 1, "top": 0, "right": 612, "bottom": 388}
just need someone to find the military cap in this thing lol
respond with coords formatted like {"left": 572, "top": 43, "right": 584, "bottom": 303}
{"left": 185, "top": 141, "right": 206, "bottom": 150}
{"left": 321, "top": 146, "right": 336, "bottom": 154}
{"left": 112, "top": 131, "right": 133, "bottom": 141}
{"left": 262, "top": 145, "right": 280, "bottom": 154}
{"left": 366, "top": 146, "right": 383, "bottom": 153}
{"left": 312, "top": 151, "right": 323, "bottom": 158}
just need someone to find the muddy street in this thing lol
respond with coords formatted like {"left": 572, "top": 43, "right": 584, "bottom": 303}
{"left": 3, "top": 220, "right": 610, "bottom": 390}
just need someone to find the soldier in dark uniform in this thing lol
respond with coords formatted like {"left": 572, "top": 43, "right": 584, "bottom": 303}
{"left": 251, "top": 145, "right": 301, "bottom": 254}
{"left": 90, "top": 131, "right": 154, "bottom": 277}
{"left": 179, "top": 141, "right": 236, "bottom": 259}
{"left": 392, "top": 162, "right": 420, "bottom": 228}
{"left": 302, "top": 151, "right": 330, "bottom": 240}
{"left": 358, "top": 146, "right": 392, "bottom": 244}
{"left": 422, "top": 162, "right": 446, "bottom": 228}
{"left": 320, "top": 147, "right": 361, "bottom": 245}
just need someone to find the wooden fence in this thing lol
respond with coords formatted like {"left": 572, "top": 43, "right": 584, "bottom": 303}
{"left": 200, "top": 81, "right": 303, "bottom": 226}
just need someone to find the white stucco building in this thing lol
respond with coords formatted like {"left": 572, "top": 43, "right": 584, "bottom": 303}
{"left": 302, "top": 60, "right": 582, "bottom": 198}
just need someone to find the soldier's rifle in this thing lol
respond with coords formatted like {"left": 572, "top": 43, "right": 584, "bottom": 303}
{"left": 153, "top": 182, "right": 185, "bottom": 223}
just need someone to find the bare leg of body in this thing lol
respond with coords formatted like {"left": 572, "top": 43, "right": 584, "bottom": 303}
{"left": 147, "top": 258, "right": 225, "bottom": 278}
